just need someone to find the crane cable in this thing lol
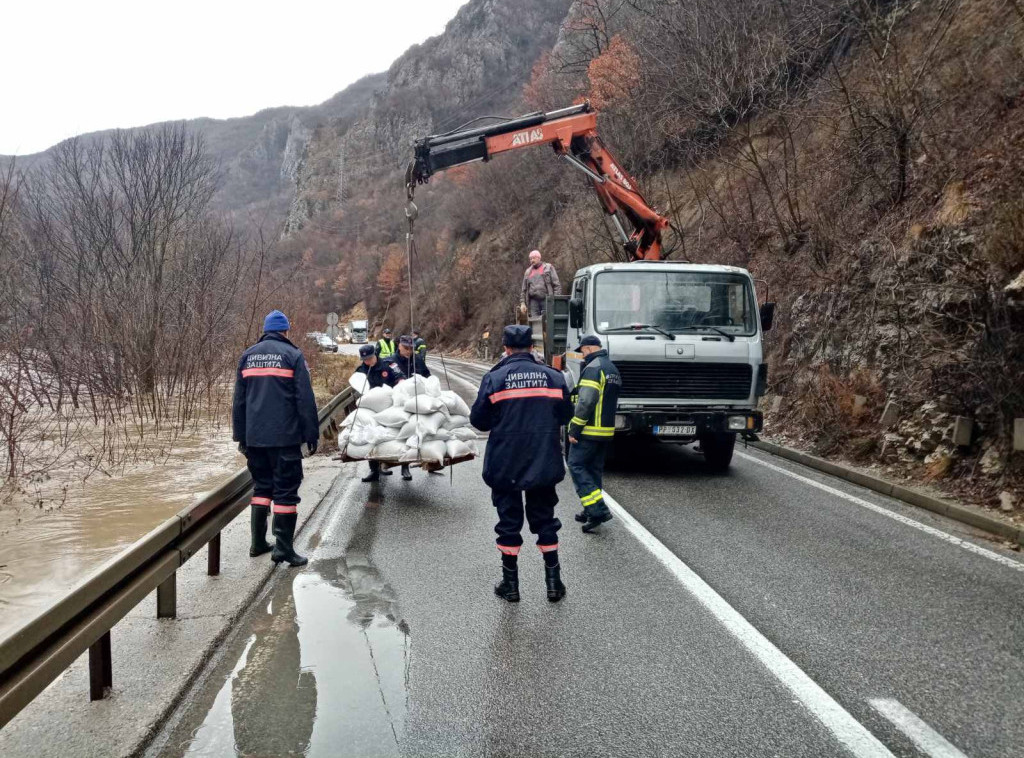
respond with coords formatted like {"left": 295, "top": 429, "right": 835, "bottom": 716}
{"left": 406, "top": 190, "right": 458, "bottom": 483}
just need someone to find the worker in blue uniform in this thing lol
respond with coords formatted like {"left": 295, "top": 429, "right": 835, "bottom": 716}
{"left": 470, "top": 325, "right": 573, "bottom": 602}
{"left": 567, "top": 335, "right": 621, "bottom": 532}
{"left": 355, "top": 343, "right": 405, "bottom": 482}
{"left": 232, "top": 310, "right": 320, "bottom": 567}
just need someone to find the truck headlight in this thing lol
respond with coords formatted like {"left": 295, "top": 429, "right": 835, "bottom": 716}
{"left": 728, "top": 415, "right": 748, "bottom": 431}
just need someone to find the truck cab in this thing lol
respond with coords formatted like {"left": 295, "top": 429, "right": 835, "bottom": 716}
{"left": 533, "top": 261, "right": 774, "bottom": 470}
{"left": 351, "top": 320, "right": 368, "bottom": 344}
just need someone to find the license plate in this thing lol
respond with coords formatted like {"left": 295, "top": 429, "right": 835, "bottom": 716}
{"left": 654, "top": 424, "right": 696, "bottom": 436}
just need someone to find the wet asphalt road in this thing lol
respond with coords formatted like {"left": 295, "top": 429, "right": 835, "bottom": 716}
{"left": 149, "top": 357, "right": 1024, "bottom": 758}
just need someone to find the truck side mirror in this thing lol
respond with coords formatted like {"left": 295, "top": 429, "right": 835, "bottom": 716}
{"left": 759, "top": 302, "right": 776, "bottom": 332}
{"left": 569, "top": 298, "right": 584, "bottom": 329}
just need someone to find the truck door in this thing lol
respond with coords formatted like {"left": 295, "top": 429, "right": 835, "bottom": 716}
{"left": 566, "top": 276, "right": 588, "bottom": 384}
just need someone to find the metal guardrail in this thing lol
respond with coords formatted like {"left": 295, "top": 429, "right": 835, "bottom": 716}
{"left": 0, "top": 387, "right": 357, "bottom": 728}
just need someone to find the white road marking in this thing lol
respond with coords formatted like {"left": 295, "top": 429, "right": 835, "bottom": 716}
{"left": 869, "top": 699, "right": 969, "bottom": 758}
{"left": 736, "top": 451, "right": 1024, "bottom": 574}
{"left": 601, "top": 490, "right": 895, "bottom": 758}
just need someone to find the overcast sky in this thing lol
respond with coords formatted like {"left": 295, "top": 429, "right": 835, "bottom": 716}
{"left": 1, "top": 0, "right": 470, "bottom": 155}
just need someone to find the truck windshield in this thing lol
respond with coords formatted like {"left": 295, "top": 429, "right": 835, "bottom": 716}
{"left": 594, "top": 271, "right": 756, "bottom": 336}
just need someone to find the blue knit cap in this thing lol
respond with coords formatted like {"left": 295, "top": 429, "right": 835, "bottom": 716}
{"left": 263, "top": 310, "right": 290, "bottom": 333}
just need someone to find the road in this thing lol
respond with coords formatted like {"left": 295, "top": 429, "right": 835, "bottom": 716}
{"left": 147, "top": 356, "right": 1024, "bottom": 758}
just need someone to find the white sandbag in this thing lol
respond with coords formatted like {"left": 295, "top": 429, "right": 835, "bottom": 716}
{"left": 347, "top": 424, "right": 377, "bottom": 447}
{"left": 374, "top": 407, "right": 412, "bottom": 428}
{"left": 445, "top": 439, "right": 473, "bottom": 459}
{"left": 357, "top": 385, "right": 393, "bottom": 413}
{"left": 345, "top": 442, "right": 373, "bottom": 459}
{"left": 398, "top": 412, "right": 446, "bottom": 439}
{"left": 348, "top": 373, "right": 369, "bottom": 395}
{"left": 440, "top": 390, "right": 471, "bottom": 417}
{"left": 424, "top": 375, "right": 442, "bottom": 397}
{"left": 341, "top": 410, "right": 374, "bottom": 429}
{"left": 398, "top": 446, "right": 422, "bottom": 463}
{"left": 402, "top": 395, "right": 446, "bottom": 415}
{"left": 393, "top": 372, "right": 430, "bottom": 397}
{"left": 368, "top": 425, "right": 400, "bottom": 444}
{"left": 406, "top": 430, "right": 452, "bottom": 448}
{"left": 450, "top": 426, "right": 478, "bottom": 441}
{"left": 371, "top": 440, "right": 407, "bottom": 460}
{"left": 445, "top": 415, "right": 470, "bottom": 430}
{"left": 466, "top": 440, "right": 479, "bottom": 456}
{"left": 419, "top": 439, "right": 447, "bottom": 464}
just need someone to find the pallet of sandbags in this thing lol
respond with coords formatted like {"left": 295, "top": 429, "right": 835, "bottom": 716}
{"left": 337, "top": 373, "right": 480, "bottom": 468}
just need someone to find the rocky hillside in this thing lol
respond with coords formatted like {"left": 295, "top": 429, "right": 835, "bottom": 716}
{"left": 277, "top": 0, "right": 1024, "bottom": 517}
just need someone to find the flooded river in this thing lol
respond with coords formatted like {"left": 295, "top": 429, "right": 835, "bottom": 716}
{"left": 0, "top": 428, "right": 244, "bottom": 639}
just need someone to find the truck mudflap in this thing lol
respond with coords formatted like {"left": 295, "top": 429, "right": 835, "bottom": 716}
{"left": 617, "top": 409, "right": 763, "bottom": 438}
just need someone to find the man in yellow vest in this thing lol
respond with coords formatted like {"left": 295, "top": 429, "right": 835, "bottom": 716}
{"left": 376, "top": 327, "right": 396, "bottom": 358}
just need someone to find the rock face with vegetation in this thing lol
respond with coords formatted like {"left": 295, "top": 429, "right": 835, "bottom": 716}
{"left": 3, "top": 0, "right": 1022, "bottom": 515}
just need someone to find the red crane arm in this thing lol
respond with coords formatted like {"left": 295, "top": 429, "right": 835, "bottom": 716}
{"left": 407, "top": 102, "right": 668, "bottom": 261}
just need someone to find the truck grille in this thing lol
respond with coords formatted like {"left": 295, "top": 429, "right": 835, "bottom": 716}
{"left": 616, "top": 361, "right": 752, "bottom": 400}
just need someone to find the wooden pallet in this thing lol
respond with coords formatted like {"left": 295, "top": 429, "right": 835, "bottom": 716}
{"left": 334, "top": 452, "right": 476, "bottom": 472}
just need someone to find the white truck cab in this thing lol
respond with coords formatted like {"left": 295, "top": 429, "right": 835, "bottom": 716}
{"left": 533, "top": 261, "right": 774, "bottom": 470}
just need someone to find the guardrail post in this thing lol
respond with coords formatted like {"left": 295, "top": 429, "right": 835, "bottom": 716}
{"left": 156, "top": 572, "right": 176, "bottom": 619}
{"left": 88, "top": 631, "right": 112, "bottom": 700}
{"left": 208, "top": 533, "right": 221, "bottom": 576}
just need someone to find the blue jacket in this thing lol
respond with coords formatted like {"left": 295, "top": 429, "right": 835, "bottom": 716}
{"left": 470, "top": 352, "right": 573, "bottom": 491}
{"left": 355, "top": 357, "right": 405, "bottom": 388}
{"left": 233, "top": 333, "right": 319, "bottom": 448}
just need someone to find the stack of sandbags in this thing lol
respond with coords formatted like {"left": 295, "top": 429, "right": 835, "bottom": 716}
{"left": 339, "top": 375, "right": 480, "bottom": 465}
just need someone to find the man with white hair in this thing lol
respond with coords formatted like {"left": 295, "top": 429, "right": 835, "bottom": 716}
{"left": 520, "top": 249, "right": 561, "bottom": 318}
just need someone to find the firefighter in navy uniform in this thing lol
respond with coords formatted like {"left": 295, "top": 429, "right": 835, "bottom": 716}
{"left": 393, "top": 335, "right": 430, "bottom": 378}
{"left": 412, "top": 329, "right": 427, "bottom": 357}
{"left": 355, "top": 343, "right": 406, "bottom": 482}
{"left": 470, "top": 325, "right": 573, "bottom": 602}
{"left": 232, "top": 310, "right": 320, "bottom": 567}
{"left": 568, "top": 335, "right": 621, "bottom": 532}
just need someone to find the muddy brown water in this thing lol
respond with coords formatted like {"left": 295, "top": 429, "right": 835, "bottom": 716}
{"left": 0, "top": 431, "right": 244, "bottom": 640}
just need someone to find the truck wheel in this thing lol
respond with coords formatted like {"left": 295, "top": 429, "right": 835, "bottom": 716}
{"left": 700, "top": 433, "right": 735, "bottom": 472}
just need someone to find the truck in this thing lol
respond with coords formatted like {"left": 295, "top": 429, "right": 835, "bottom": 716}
{"left": 350, "top": 320, "right": 368, "bottom": 344}
{"left": 407, "top": 102, "right": 774, "bottom": 470}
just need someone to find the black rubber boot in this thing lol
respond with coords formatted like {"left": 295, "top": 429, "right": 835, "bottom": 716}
{"left": 545, "top": 563, "right": 566, "bottom": 602}
{"left": 581, "top": 501, "right": 613, "bottom": 533}
{"left": 494, "top": 566, "right": 520, "bottom": 602}
{"left": 271, "top": 512, "right": 308, "bottom": 567}
{"left": 361, "top": 471, "right": 380, "bottom": 482}
{"left": 574, "top": 510, "right": 587, "bottom": 523}
{"left": 249, "top": 505, "right": 273, "bottom": 557}
{"left": 401, "top": 464, "right": 412, "bottom": 481}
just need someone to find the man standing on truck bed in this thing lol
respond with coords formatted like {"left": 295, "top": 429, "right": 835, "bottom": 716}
{"left": 232, "top": 310, "right": 320, "bottom": 568}
{"left": 520, "top": 249, "right": 561, "bottom": 318}
{"left": 568, "top": 335, "right": 621, "bottom": 533}
{"left": 470, "top": 325, "right": 573, "bottom": 603}
{"left": 355, "top": 343, "right": 406, "bottom": 483}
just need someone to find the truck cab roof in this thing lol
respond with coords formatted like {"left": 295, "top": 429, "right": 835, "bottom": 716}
{"left": 573, "top": 261, "right": 752, "bottom": 277}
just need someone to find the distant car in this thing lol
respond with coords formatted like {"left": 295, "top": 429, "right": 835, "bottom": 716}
{"left": 315, "top": 334, "right": 338, "bottom": 353}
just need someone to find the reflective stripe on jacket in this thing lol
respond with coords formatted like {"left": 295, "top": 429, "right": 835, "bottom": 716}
{"left": 568, "top": 349, "right": 621, "bottom": 440}
{"left": 376, "top": 338, "right": 397, "bottom": 358}
{"left": 232, "top": 332, "right": 319, "bottom": 448}
{"left": 470, "top": 352, "right": 573, "bottom": 491}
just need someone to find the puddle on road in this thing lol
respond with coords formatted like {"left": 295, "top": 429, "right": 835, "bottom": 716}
{"left": 174, "top": 503, "right": 410, "bottom": 758}
{"left": 0, "top": 431, "right": 242, "bottom": 638}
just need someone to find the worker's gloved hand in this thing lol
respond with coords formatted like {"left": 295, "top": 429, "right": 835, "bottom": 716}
{"left": 237, "top": 441, "right": 247, "bottom": 456}
{"left": 519, "top": 302, "right": 527, "bottom": 317}
{"left": 305, "top": 440, "right": 318, "bottom": 457}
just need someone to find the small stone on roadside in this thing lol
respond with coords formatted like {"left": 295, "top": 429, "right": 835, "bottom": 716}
{"left": 998, "top": 491, "right": 1015, "bottom": 512}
